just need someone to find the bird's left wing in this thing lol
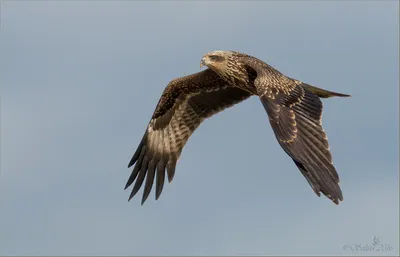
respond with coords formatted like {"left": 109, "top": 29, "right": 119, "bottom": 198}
{"left": 126, "top": 69, "right": 252, "bottom": 204}
{"left": 243, "top": 61, "right": 343, "bottom": 204}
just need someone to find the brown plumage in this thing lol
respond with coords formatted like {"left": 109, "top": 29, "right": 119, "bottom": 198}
{"left": 126, "top": 50, "right": 350, "bottom": 205}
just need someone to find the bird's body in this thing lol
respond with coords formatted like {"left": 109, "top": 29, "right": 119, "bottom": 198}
{"left": 125, "top": 50, "right": 350, "bottom": 205}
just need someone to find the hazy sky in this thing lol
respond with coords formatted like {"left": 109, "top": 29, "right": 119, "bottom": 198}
{"left": 0, "top": 1, "right": 399, "bottom": 256}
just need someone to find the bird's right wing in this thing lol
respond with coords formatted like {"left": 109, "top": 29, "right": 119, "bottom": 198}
{"left": 126, "top": 69, "right": 252, "bottom": 204}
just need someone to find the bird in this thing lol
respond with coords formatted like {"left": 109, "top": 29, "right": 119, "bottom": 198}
{"left": 125, "top": 50, "right": 351, "bottom": 205}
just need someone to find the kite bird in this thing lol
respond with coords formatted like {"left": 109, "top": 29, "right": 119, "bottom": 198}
{"left": 125, "top": 50, "right": 350, "bottom": 205}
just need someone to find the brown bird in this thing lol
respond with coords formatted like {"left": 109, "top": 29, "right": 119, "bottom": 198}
{"left": 125, "top": 50, "right": 350, "bottom": 205}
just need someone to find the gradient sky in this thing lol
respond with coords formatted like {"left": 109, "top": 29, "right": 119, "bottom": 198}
{"left": 0, "top": 1, "right": 399, "bottom": 256}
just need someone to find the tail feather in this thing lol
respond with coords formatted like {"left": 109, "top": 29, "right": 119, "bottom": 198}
{"left": 301, "top": 83, "right": 351, "bottom": 98}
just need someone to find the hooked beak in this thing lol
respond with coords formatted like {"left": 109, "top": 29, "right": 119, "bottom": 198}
{"left": 200, "top": 57, "right": 206, "bottom": 68}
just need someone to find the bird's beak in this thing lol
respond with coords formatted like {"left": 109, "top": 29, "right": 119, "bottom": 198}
{"left": 200, "top": 57, "right": 206, "bottom": 68}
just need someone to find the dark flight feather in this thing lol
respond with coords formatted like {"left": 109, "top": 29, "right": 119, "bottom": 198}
{"left": 259, "top": 84, "right": 343, "bottom": 204}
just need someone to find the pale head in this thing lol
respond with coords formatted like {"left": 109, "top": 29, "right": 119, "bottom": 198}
{"left": 200, "top": 50, "right": 235, "bottom": 70}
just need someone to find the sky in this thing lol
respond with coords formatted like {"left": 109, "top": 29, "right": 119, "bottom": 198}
{"left": 0, "top": 1, "right": 399, "bottom": 256}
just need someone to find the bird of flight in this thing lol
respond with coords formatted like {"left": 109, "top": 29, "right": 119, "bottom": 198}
{"left": 125, "top": 50, "right": 350, "bottom": 205}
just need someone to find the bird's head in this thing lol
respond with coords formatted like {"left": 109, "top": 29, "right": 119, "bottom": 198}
{"left": 200, "top": 50, "right": 234, "bottom": 71}
{"left": 200, "top": 50, "right": 252, "bottom": 86}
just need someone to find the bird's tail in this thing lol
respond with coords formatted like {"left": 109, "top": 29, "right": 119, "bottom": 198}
{"left": 301, "top": 83, "right": 351, "bottom": 98}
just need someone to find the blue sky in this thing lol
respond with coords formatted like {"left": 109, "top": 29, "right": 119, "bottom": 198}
{"left": 0, "top": 1, "right": 398, "bottom": 256}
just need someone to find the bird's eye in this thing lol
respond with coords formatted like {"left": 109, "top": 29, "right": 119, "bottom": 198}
{"left": 209, "top": 55, "right": 223, "bottom": 62}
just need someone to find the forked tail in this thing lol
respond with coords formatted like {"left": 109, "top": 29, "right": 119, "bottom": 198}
{"left": 301, "top": 83, "right": 351, "bottom": 98}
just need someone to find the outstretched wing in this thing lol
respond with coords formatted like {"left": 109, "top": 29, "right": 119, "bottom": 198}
{"left": 126, "top": 69, "right": 252, "bottom": 204}
{"left": 257, "top": 77, "right": 343, "bottom": 204}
